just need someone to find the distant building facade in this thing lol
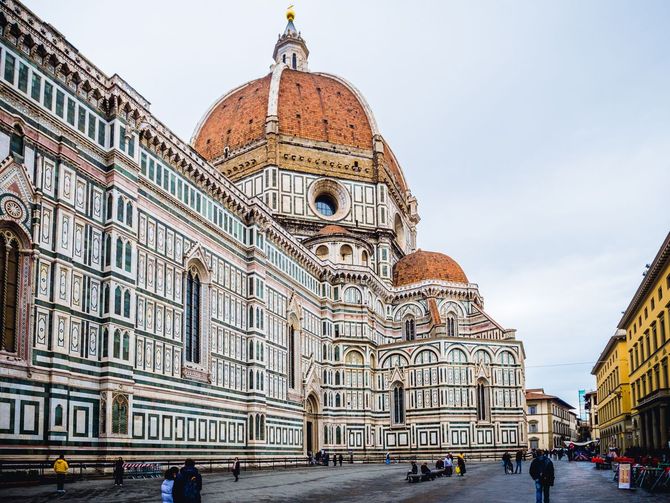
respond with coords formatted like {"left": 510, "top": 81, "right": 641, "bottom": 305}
{"left": 583, "top": 390, "right": 599, "bottom": 441}
{"left": 618, "top": 232, "right": 670, "bottom": 451}
{"left": 0, "top": 2, "right": 527, "bottom": 461}
{"left": 591, "top": 331, "right": 631, "bottom": 452}
{"left": 526, "top": 388, "right": 576, "bottom": 450}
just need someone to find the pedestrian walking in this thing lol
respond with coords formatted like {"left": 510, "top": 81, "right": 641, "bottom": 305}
{"left": 515, "top": 450, "right": 523, "bottom": 474}
{"left": 114, "top": 457, "right": 124, "bottom": 486}
{"left": 53, "top": 453, "right": 69, "bottom": 494}
{"left": 332, "top": 453, "right": 337, "bottom": 467}
{"left": 232, "top": 457, "right": 241, "bottom": 482}
{"left": 529, "top": 449, "right": 554, "bottom": 503}
{"left": 338, "top": 454, "right": 343, "bottom": 466}
{"left": 456, "top": 454, "right": 466, "bottom": 476}
{"left": 161, "top": 467, "right": 179, "bottom": 503}
{"left": 444, "top": 455, "right": 453, "bottom": 477}
{"left": 173, "top": 459, "right": 202, "bottom": 503}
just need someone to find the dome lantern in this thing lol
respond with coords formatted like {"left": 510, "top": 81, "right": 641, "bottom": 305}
{"left": 273, "top": 6, "right": 309, "bottom": 71}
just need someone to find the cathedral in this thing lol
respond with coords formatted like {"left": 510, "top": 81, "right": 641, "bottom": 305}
{"left": 0, "top": 2, "right": 526, "bottom": 461}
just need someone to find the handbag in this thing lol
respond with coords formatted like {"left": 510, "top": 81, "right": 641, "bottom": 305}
{"left": 455, "top": 465, "right": 461, "bottom": 474}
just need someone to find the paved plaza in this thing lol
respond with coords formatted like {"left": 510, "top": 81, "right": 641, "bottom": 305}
{"left": 0, "top": 459, "right": 666, "bottom": 502}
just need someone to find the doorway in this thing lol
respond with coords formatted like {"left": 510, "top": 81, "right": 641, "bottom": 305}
{"left": 305, "top": 393, "right": 319, "bottom": 454}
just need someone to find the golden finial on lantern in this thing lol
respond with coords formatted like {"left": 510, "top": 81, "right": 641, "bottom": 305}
{"left": 286, "top": 5, "right": 295, "bottom": 22}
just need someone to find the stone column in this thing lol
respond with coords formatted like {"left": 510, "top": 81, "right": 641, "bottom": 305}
{"left": 645, "top": 411, "right": 653, "bottom": 450}
{"left": 660, "top": 406, "right": 668, "bottom": 449}
{"left": 639, "top": 412, "right": 647, "bottom": 449}
{"left": 651, "top": 408, "right": 660, "bottom": 449}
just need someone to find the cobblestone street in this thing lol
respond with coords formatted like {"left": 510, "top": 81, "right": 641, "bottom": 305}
{"left": 1, "top": 460, "right": 667, "bottom": 502}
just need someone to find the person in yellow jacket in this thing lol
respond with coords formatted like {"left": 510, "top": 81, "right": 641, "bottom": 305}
{"left": 53, "top": 453, "right": 69, "bottom": 494}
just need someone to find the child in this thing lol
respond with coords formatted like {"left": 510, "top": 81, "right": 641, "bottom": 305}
{"left": 161, "top": 467, "right": 179, "bottom": 503}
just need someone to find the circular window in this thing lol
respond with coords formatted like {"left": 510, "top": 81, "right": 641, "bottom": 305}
{"left": 307, "top": 178, "right": 351, "bottom": 222}
{"left": 315, "top": 194, "right": 337, "bottom": 217}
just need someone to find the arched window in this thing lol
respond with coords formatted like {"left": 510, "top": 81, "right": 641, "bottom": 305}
{"left": 474, "top": 350, "right": 491, "bottom": 364}
{"left": 249, "top": 369, "right": 254, "bottom": 390}
{"left": 122, "top": 332, "right": 130, "bottom": 360}
{"left": 361, "top": 250, "right": 369, "bottom": 267}
{"left": 282, "top": 54, "right": 286, "bottom": 64}
{"left": 248, "top": 415, "right": 254, "bottom": 440}
{"left": 499, "top": 351, "right": 516, "bottom": 366}
{"left": 335, "top": 371, "right": 340, "bottom": 385}
{"left": 124, "top": 242, "right": 132, "bottom": 272}
{"left": 249, "top": 340, "right": 254, "bottom": 360}
{"left": 125, "top": 201, "right": 133, "bottom": 226}
{"left": 288, "top": 325, "right": 296, "bottom": 388}
{"left": 116, "top": 197, "right": 124, "bottom": 222}
{"left": 54, "top": 404, "right": 63, "bottom": 426}
{"left": 336, "top": 425, "right": 341, "bottom": 444}
{"left": 323, "top": 392, "right": 328, "bottom": 406}
{"left": 476, "top": 379, "right": 490, "bottom": 422}
{"left": 315, "top": 245, "right": 329, "bottom": 260}
{"left": 446, "top": 314, "right": 457, "bottom": 337}
{"left": 260, "top": 415, "right": 265, "bottom": 441}
{"left": 104, "top": 234, "right": 111, "bottom": 266}
{"left": 392, "top": 385, "right": 405, "bottom": 424}
{"left": 185, "top": 269, "right": 201, "bottom": 363}
{"left": 100, "top": 395, "right": 107, "bottom": 434}
{"left": 101, "top": 328, "right": 108, "bottom": 358}
{"left": 106, "top": 194, "right": 113, "bottom": 221}
{"left": 403, "top": 316, "right": 416, "bottom": 341}
{"left": 344, "top": 287, "right": 362, "bottom": 304}
{"left": 123, "top": 290, "right": 131, "bottom": 318}
{"left": 339, "top": 245, "right": 353, "bottom": 264}
{"left": 102, "top": 284, "right": 109, "bottom": 314}
{"left": 323, "top": 425, "right": 328, "bottom": 443}
{"left": 335, "top": 393, "right": 341, "bottom": 407}
{"left": 9, "top": 124, "right": 24, "bottom": 157}
{"left": 111, "top": 394, "right": 128, "bottom": 434}
{"left": 114, "top": 286, "right": 122, "bottom": 315}
{"left": 113, "top": 329, "right": 121, "bottom": 358}
{"left": 115, "top": 238, "right": 123, "bottom": 268}
{"left": 446, "top": 348, "right": 467, "bottom": 364}
{"left": 0, "top": 230, "right": 20, "bottom": 351}
{"left": 382, "top": 354, "right": 408, "bottom": 369}
{"left": 345, "top": 351, "right": 364, "bottom": 365}
{"left": 292, "top": 52, "right": 297, "bottom": 69}
{"left": 334, "top": 346, "right": 340, "bottom": 361}
{"left": 255, "top": 414, "right": 260, "bottom": 440}
{"left": 414, "top": 350, "right": 437, "bottom": 365}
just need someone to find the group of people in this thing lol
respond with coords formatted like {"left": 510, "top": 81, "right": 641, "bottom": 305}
{"left": 501, "top": 450, "right": 525, "bottom": 474}
{"left": 52, "top": 454, "right": 243, "bottom": 500}
{"left": 405, "top": 453, "right": 466, "bottom": 481}
{"left": 309, "top": 449, "right": 344, "bottom": 467}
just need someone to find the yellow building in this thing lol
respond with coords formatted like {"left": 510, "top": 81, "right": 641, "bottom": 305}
{"left": 591, "top": 330, "right": 631, "bottom": 452}
{"left": 619, "top": 232, "right": 670, "bottom": 451}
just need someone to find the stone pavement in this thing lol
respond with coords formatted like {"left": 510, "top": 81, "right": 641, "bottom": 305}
{"left": 0, "top": 459, "right": 666, "bottom": 502}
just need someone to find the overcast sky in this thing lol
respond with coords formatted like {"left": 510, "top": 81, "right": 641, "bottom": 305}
{"left": 27, "top": 0, "right": 670, "bottom": 410}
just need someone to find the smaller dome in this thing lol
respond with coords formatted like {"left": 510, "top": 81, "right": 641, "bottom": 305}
{"left": 393, "top": 250, "right": 468, "bottom": 287}
{"left": 317, "top": 224, "right": 351, "bottom": 236}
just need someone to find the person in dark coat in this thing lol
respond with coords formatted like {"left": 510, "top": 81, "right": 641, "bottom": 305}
{"left": 232, "top": 457, "right": 241, "bottom": 482}
{"left": 420, "top": 462, "right": 433, "bottom": 481}
{"left": 456, "top": 454, "right": 466, "bottom": 476}
{"left": 529, "top": 450, "right": 555, "bottom": 503}
{"left": 502, "top": 452, "right": 512, "bottom": 474}
{"left": 172, "top": 459, "right": 202, "bottom": 503}
{"left": 114, "top": 457, "right": 124, "bottom": 486}
{"left": 338, "top": 454, "right": 343, "bottom": 466}
{"left": 515, "top": 450, "right": 524, "bottom": 474}
{"left": 332, "top": 453, "right": 337, "bottom": 467}
{"left": 406, "top": 461, "right": 418, "bottom": 480}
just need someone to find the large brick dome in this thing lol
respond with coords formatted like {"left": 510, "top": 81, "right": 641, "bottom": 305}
{"left": 192, "top": 70, "right": 375, "bottom": 159}
{"left": 393, "top": 250, "right": 469, "bottom": 287}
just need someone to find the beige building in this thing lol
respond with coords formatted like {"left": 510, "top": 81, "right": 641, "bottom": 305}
{"left": 526, "top": 388, "right": 577, "bottom": 450}
{"left": 584, "top": 390, "right": 600, "bottom": 441}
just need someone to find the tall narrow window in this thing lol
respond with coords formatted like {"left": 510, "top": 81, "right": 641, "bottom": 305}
{"left": 122, "top": 332, "right": 130, "bottom": 360}
{"left": 447, "top": 315, "right": 457, "bottom": 337}
{"left": 404, "top": 316, "right": 415, "bottom": 341}
{"left": 116, "top": 197, "right": 124, "bottom": 222}
{"left": 185, "top": 269, "right": 201, "bottom": 363}
{"left": 123, "top": 290, "right": 131, "bottom": 318}
{"left": 0, "top": 231, "right": 19, "bottom": 352}
{"left": 113, "top": 329, "right": 121, "bottom": 358}
{"left": 111, "top": 394, "right": 128, "bottom": 435}
{"left": 124, "top": 242, "right": 132, "bottom": 272}
{"left": 288, "top": 326, "right": 296, "bottom": 388}
{"left": 114, "top": 286, "right": 122, "bottom": 315}
{"left": 99, "top": 395, "right": 107, "bottom": 434}
{"left": 115, "top": 238, "right": 123, "bottom": 268}
{"left": 392, "top": 385, "right": 405, "bottom": 424}
{"left": 101, "top": 328, "right": 108, "bottom": 358}
{"left": 9, "top": 125, "right": 24, "bottom": 158}
{"left": 477, "top": 380, "right": 489, "bottom": 422}
{"left": 292, "top": 53, "right": 297, "bottom": 69}
{"left": 54, "top": 404, "right": 63, "bottom": 427}
{"left": 125, "top": 202, "right": 133, "bottom": 226}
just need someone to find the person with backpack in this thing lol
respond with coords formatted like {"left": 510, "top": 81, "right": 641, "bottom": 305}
{"left": 113, "top": 457, "right": 124, "bottom": 486}
{"left": 53, "top": 453, "right": 69, "bottom": 494}
{"left": 232, "top": 457, "right": 241, "bottom": 482}
{"left": 161, "top": 467, "right": 179, "bottom": 503}
{"left": 529, "top": 449, "right": 555, "bottom": 503}
{"left": 173, "top": 459, "right": 202, "bottom": 503}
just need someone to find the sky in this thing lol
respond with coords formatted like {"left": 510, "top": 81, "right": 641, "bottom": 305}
{"left": 26, "top": 0, "right": 670, "bottom": 409}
